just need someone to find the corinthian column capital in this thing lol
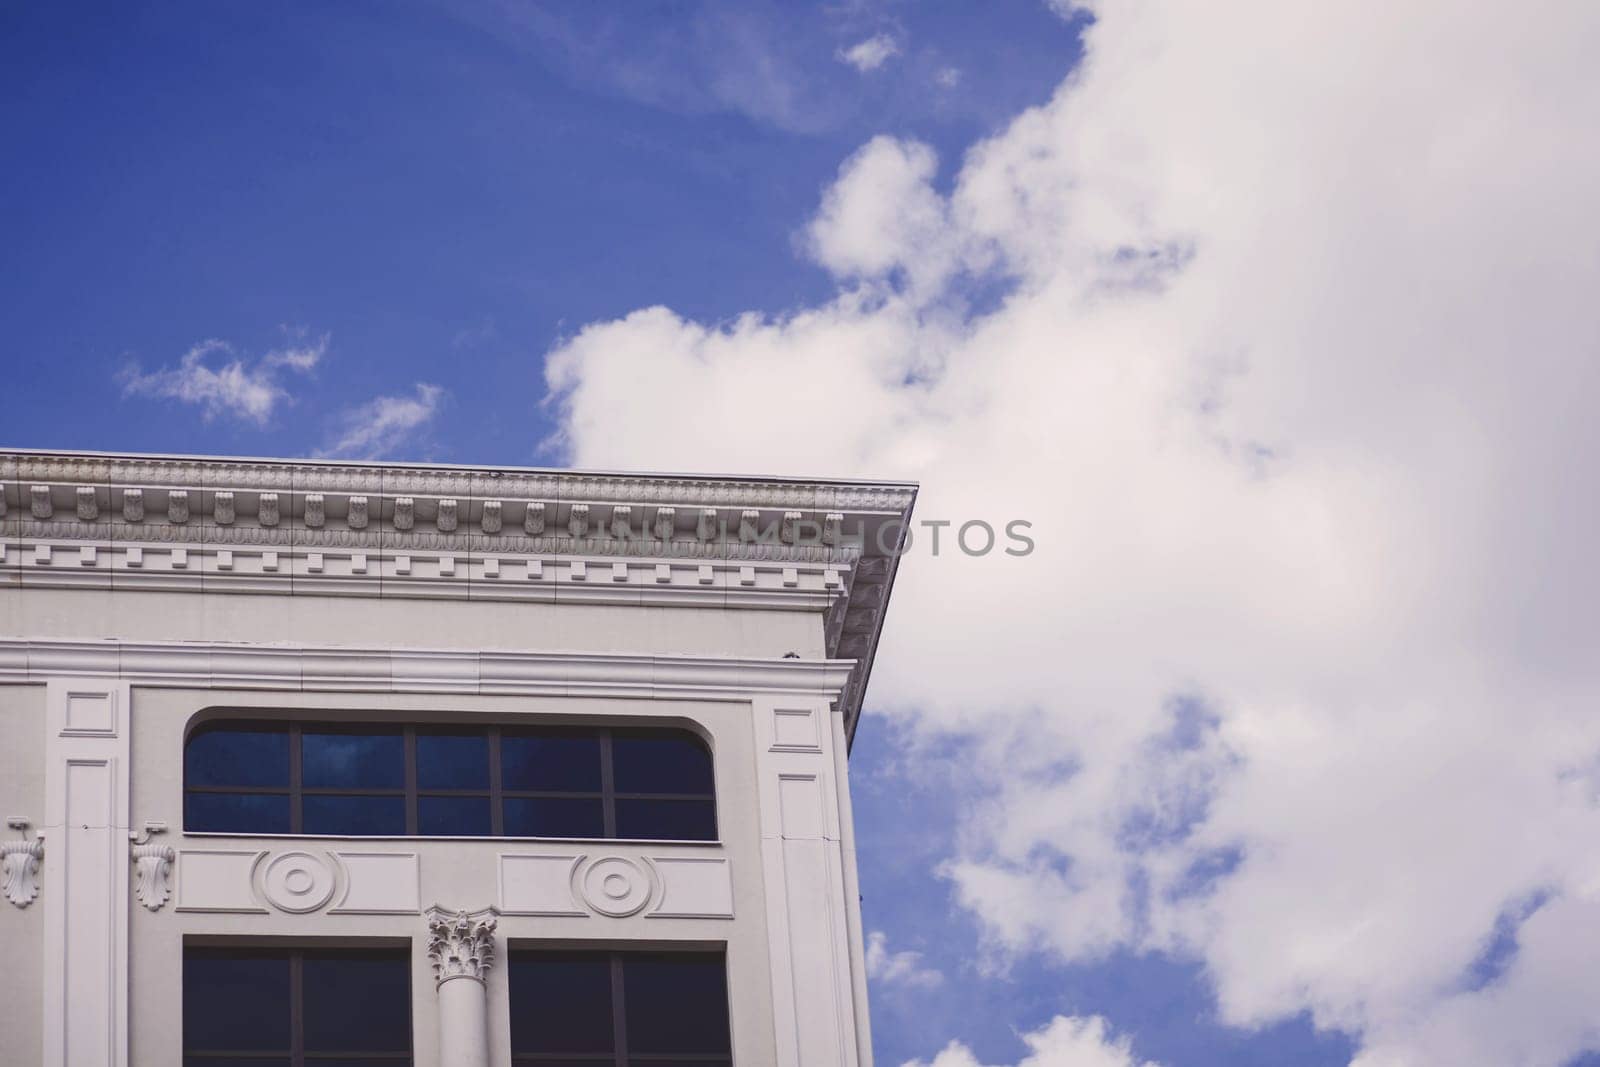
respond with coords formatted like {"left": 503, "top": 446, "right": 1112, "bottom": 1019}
{"left": 426, "top": 905, "right": 499, "bottom": 987}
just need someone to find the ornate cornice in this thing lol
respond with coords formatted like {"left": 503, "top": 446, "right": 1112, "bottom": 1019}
{"left": 0, "top": 450, "right": 917, "bottom": 740}
{"left": 426, "top": 906, "right": 498, "bottom": 986}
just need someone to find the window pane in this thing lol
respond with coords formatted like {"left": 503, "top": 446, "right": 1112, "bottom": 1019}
{"left": 303, "top": 795, "right": 406, "bottom": 835}
{"left": 302, "top": 730, "right": 405, "bottom": 789}
{"left": 503, "top": 796, "right": 605, "bottom": 838}
{"left": 417, "top": 731, "right": 488, "bottom": 790}
{"left": 611, "top": 732, "right": 713, "bottom": 795}
{"left": 419, "top": 795, "right": 491, "bottom": 836}
{"left": 623, "top": 954, "right": 730, "bottom": 1055}
{"left": 186, "top": 726, "right": 289, "bottom": 787}
{"left": 615, "top": 798, "right": 716, "bottom": 841}
{"left": 302, "top": 951, "right": 411, "bottom": 1052}
{"left": 183, "top": 949, "right": 291, "bottom": 1052}
{"left": 185, "top": 792, "right": 291, "bottom": 834}
{"left": 501, "top": 730, "right": 602, "bottom": 791}
{"left": 509, "top": 953, "right": 614, "bottom": 1054}
{"left": 185, "top": 1059, "right": 293, "bottom": 1067}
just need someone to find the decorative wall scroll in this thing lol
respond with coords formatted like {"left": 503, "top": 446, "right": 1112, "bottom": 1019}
{"left": 260, "top": 851, "right": 337, "bottom": 913}
{"left": 579, "top": 856, "right": 653, "bottom": 917}
{"left": 498, "top": 852, "right": 733, "bottom": 919}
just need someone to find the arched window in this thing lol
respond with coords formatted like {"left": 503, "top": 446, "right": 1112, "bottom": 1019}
{"left": 184, "top": 721, "right": 717, "bottom": 841}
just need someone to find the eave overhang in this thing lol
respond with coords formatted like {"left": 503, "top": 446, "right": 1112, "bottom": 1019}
{"left": 0, "top": 449, "right": 917, "bottom": 744}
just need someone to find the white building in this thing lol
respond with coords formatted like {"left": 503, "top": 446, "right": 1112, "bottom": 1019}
{"left": 0, "top": 450, "right": 914, "bottom": 1067}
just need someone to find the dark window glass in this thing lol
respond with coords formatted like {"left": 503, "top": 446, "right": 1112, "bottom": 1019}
{"left": 183, "top": 950, "right": 291, "bottom": 1052}
{"left": 186, "top": 727, "right": 289, "bottom": 787}
{"left": 419, "top": 795, "right": 492, "bottom": 836}
{"left": 416, "top": 732, "right": 489, "bottom": 790}
{"left": 509, "top": 952, "right": 615, "bottom": 1054}
{"left": 302, "top": 730, "right": 405, "bottom": 789}
{"left": 302, "top": 952, "right": 412, "bottom": 1052}
{"left": 503, "top": 797, "right": 605, "bottom": 839}
{"left": 186, "top": 792, "right": 291, "bottom": 835}
{"left": 510, "top": 950, "right": 729, "bottom": 1065}
{"left": 185, "top": 721, "right": 715, "bottom": 841}
{"left": 612, "top": 732, "right": 714, "bottom": 795}
{"left": 615, "top": 798, "right": 717, "bottom": 842}
{"left": 501, "top": 730, "right": 602, "bottom": 791}
{"left": 303, "top": 795, "right": 407, "bottom": 836}
{"left": 183, "top": 946, "right": 409, "bottom": 1064}
{"left": 624, "top": 954, "right": 732, "bottom": 1055}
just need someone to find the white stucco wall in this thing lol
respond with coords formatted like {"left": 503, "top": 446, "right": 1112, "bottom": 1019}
{"left": 0, "top": 452, "right": 908, "bottom": 1067}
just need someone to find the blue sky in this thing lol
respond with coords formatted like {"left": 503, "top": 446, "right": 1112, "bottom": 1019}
{"left": 2, "top": 1, "right": 1074, "bottom": 462}
{"left": 10, "top": 4, "right": 1600, "bottom": 1066}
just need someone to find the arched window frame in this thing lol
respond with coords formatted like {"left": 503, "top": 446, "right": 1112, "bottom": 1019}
{"left": 183, "top": 717, "right": 719, "bottom": 842}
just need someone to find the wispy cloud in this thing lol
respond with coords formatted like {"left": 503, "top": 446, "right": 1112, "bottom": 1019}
{"left": 865, "top": 931, "right": 943, "bottom": 989}
{"left": 838, "top": 33, "right": 900, "bottom": 73}
{"left": 318, "top": 383, "right": 446, "bottom": 460}
{"left": 119, "top": 332, "right": 326, "bottom": 424}
{"left": 934, "top": 66, "right": 962, "bottom": 89}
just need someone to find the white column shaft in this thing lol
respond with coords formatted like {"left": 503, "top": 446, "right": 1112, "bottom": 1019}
{"left": 436, "top": 976, "right": 490, "bottom": 1067}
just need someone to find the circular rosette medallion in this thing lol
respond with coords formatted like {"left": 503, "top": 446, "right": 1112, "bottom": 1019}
{"left": 578, "top": 856, "right": 654, "bottom": 917}
{"left": 261, "top": 851, "right": 338, "bottom": 913}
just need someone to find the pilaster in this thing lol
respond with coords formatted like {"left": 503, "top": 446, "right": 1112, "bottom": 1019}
{"left": 41, "top": 677, "right": 131, "bottom": 1067}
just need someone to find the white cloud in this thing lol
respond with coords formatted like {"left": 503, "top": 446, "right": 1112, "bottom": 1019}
{"left": 318, "top": 384, "right": 445, "bottom": 460}
{"left": 838, "top": 33, "right": 900, "bottom": 73}
{"left": 936, "top": 67, "right": 962, "bottom": 89}
{"left": 1043, "top": 0, "right": 1095, "bottom": 20}
{"left": 544, "top": 3, "right": 1600, "bottom": 1065}
{"left": 903, "top": 1016, "right": 1160, "bottom": 1067}
{"left": 120, "top": 333, "right": 326, "bottom": 424}
{"left": 803, "top": 136, "right": 970, "bottom": 304}
{"left": 866, "top": 930, "right": 944, "bottom": 989}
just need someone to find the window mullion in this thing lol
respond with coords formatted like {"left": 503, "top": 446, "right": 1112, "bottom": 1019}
{"left": 290, "top": 950, "right": 305, "bottom": 1067}
{"left": 610, "top": 952, "right": 628, "bottom": 1067}
{"left": 600, "top": 730, "right": 617, "bottom": 838}
{"left": 489, "top": 727, "right": 504, "bottom": 836}
{"left": 404, "top": 727, "right": 419, "bottom": 835}
{"left": 290, "top": 724, "right": 303, "bottom": 835}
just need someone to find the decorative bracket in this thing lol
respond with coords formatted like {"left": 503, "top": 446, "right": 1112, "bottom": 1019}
{"left": 2, "top": 818, "right": 43, "bottom": 908}
{"left": 129, "top": 821, "right": 172, "bottom": 912}
{"left": 131, "top": 845, "right": 175, "bottom": 912}
{"left": 425, "top": 905, "right": 499, "bottom": 987}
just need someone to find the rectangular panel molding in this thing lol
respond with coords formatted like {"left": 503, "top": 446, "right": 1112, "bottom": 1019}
{"left": 42, "top": 679, "right": 132, "bottom": 1067}
{"left": 754, "top": 697, "right": 864, "bottom": 1067}
{"left": 174, "top": 851, "right": 268, "bottom": 913}
{"left": 330, "top": 852, "right": 421, "bottom": 914}
{"left": 499, "top": 853, "right": 586, "bottom": 916}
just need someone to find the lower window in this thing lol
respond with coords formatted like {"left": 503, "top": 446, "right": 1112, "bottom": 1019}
{"left": 509, "top": 948, "right": 731, "bottom": 1065}
{"left": 183, "top": 946, "right": 412, "bottom": 1065}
